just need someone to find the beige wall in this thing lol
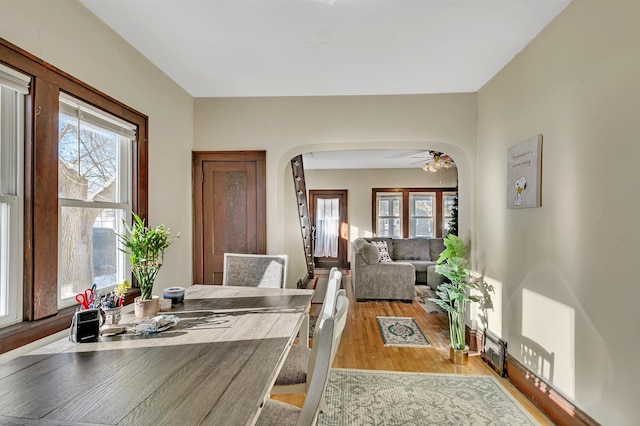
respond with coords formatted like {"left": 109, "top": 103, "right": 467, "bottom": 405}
{"left": 194, "top": 94, "right": 476, "bottom": 286}
{"left": 476, "top": 0, "right": 640, "bottom": 422}
{"left": 0, "top": 0, "right": 194, "bottom": 292}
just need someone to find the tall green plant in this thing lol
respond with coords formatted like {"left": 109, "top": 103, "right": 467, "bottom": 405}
{"left": 118, "top": 213, "right": 178, "bottom": 300}
{"left": 429, "top": 234, "right": 482, "bottom": 351}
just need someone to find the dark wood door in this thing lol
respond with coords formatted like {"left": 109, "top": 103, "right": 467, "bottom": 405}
{"left": 193, "top": 151, "right": 266, "bottom": 284}
{"left": 309, "top": 190, "right": 348, "bottom": 270}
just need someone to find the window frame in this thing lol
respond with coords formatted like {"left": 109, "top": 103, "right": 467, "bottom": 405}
{"left": 0, "top": 82, "right": 25, "bottom": 328}
{"left": 0, "top": 37, "right": 148, "bottom": 354}
{"left": 372, "top": 187, "right": 457, "bottom": 239}
{"left": 409, "top": 192, "right": 436, "bottom": 238}
{"left": 442, "top": 191, "right": 457, "bottom": 236}
{"left": 57, "top": 95, "right": 134, "bottom": 308}
{"left": 375, "top": 192, "right": 402, "bottom": 238}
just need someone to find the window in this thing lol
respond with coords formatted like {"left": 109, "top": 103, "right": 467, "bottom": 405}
{"left": 58, "top": 95, "right": 134, "bottom": 308}
{"left": 373, "top": 188, "right": 457, "bottom": 238}
{"left": 443, "top": 192, "right": 457, "bottom": 235}
{"left": 0, "top": 64, "right": 28, "bottom": 328}
{"left": 376, "top": 193, "right": 402, "bottom": 237}
{"left": 0, "top": 39, "right": 148, "bottom": 353}
{"left": 409, "top": 192, "right": 435, "bottom": 238}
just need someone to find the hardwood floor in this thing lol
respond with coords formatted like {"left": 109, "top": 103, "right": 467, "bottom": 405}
{"left": 272, "top": 271, "right": 554, "bottom": 425}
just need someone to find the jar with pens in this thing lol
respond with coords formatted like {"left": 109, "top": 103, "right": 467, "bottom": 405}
{"left": 99, "top": 280, "right": 131, "bottom": 326}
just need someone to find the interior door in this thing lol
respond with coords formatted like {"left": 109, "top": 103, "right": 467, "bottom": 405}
{"left": 309, "top": 190, "right": 348, "bottom": 270}
{"left": 193, "top": 151, "right": 266, "bottom": 284}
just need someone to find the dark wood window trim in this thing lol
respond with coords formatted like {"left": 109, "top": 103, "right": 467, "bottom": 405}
{"left": 372, "top": 187, "right": 457, "bottom": 238}
{"left": 0, "top": 37, "right": 148, "bottom": 354}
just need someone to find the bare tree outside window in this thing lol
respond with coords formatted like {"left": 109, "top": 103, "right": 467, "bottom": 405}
{"left": 57, "top": 99, "right": 131, "bottom": 305}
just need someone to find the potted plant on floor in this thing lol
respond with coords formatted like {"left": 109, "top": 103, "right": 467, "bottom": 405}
{"left": 118, "top": 213, "right": 178, "bottom": 319}
{"left": 429, "top": 234, "right": 483, "bottom": 364}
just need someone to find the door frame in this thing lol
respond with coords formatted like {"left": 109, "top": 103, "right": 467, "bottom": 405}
{"left": 309, "top": 189, "right": 349, "bottom": 269}
{"left": 192, "top": 151, "right": 266, "bottom": 284}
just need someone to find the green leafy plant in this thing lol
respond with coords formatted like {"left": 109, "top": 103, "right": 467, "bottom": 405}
{"left": 118, "top": 213, "right": 178, "bottom": 300}
{"left": 429, "top": 234, "right": 482, "bottom": 351}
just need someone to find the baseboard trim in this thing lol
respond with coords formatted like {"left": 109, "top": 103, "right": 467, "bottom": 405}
{"left": 467, "top": 325, "right": 483, "bottom": 352}
{"left": 505, "top": 354, "right": 600, "bottom": 426}
{"left": 297, "top": 272, "right": 311, "bottom": 289}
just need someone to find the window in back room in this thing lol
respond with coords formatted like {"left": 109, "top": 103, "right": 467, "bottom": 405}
{"left": 373, "top": 188, "right": 457, "bottom": 239}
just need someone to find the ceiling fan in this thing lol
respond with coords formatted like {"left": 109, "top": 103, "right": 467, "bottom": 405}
{"left": 410, "top": 150, "right": 455, "bottom": 172}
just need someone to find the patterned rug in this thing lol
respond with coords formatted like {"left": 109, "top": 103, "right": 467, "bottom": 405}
{"left": 309, "top": 315, "right": 317, "bottom": 339}
{"left": 415, "top": 284, "right": 445, "bottom": 314}
{"left": 376, "top": 316, "right": 430, "bottom": 347}
{"left": 319, "top": 369, "right": 538, "bottom": 426}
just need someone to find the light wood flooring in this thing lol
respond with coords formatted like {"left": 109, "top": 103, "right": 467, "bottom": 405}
{"left": 272, "top": 271, "right": 553, "bottom": 425}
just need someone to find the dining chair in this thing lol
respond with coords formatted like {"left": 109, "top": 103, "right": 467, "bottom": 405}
{"left": 257, "top": 294, "right": 349, "bottom": 426}
{"left": 328, "top": 266, "right": 340, "bottom": 283}
{"left": 270, "top": 274, "right": 341, "bottom": 395}
{"left": 291, "top": 268, "right": 340, "bottom": 354}
{"left": 312, "top": 270, "right": 342, "bottom": 340}
{"left": 222, "top": 253, "right": 288, "bottom": 288}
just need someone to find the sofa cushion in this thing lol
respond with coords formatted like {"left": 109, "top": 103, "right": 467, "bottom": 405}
{"left": 371, "top": 241, "right": 392, "bottom": 262}
{"left": 393, "top": 238, "right": 430, "bottom": 260}
{"left": 402, "top": 260, "right": 435, "bottom": 273}
{"left": 367, "top": 237, "right": 395, "bottom": 259}
{"left": 429, "top": 238, "right": 446, "bottom": 263}
{"left": 358, "top": 242, "right": 381, "bottom": 264}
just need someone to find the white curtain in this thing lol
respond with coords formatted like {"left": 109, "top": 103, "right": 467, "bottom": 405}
{"left": 314, "top": 198, "right": 339, "bottom": 258}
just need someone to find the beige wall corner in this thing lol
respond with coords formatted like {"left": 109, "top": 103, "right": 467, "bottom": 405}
{"left": 476, "top": 0, "right": 640, "bottom": 423}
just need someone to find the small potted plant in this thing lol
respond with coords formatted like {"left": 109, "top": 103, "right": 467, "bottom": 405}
{"left": 429, "top": 234, "right": 484, "bottom": 364}
{"left": 118, "top": 213, "right": 178, "bottom": 319}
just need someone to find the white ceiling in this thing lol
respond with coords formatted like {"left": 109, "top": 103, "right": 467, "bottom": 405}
{"left": 80, "top": 0, "right": 571, "bottom": 98}
{"left": 303, "top": 149, "right": 445, "bottom": 169}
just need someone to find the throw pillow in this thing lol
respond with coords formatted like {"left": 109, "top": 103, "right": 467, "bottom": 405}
{"left": 359, "top": 243, "right": 381, "bottom": 264}
{"left": 371, "top": 240, "right": 393, "bottom": 263}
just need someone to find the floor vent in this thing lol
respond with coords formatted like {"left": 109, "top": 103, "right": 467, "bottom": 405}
{"left": 482, "top": 329, "right": 507, "bottom": 377}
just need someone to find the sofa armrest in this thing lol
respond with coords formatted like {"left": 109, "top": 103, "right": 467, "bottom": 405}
{"left": 354, "top": 262, "right": 415, "bottom": 301}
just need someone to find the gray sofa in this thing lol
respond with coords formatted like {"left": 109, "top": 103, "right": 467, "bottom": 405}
{"left": 351, "top": 237, "right": 446, "bottom": 302}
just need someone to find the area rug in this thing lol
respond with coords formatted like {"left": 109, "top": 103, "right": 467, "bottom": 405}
{"left": 309, "top": 314, "right": 317, "bottom": 339}
{"left": 376, "top": 316, "right": 430, "bottom": 347}
{"left": 415, "top": 284, "right": 445, "bottom": 314}
{"left": 319, "top": 369, "right": 538, "bottom": 426}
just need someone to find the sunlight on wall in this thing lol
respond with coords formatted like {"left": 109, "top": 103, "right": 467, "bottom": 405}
{"left": 522, "top": 288, "right": 575, "bottom": 399}
{"left": 469, "top": 272, "right": 503, "bottom": 338}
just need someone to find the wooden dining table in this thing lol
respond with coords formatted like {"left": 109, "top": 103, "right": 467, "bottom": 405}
{"left": 0, "top": 285, "right": 314, "bottom": 426}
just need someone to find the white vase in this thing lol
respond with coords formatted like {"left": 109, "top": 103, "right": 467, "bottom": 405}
{"left": 134, "top": 295, "right": 160, "bottom": 319}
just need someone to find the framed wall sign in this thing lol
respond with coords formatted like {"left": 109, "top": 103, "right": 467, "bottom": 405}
{"left": 507, "top": 134, "right": 542, "bottom": 209}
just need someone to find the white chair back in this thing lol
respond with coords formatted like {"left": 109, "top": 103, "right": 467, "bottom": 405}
{"left": 222, "top": 253, "right": 288, "bottom": 288}
{"left": 328, "top": 267, "right": 342, "bottom": 284}
{"left": 297, "top": 294, "right": 349, "bottom": 426}
{"left": 312, "top": 274, "right": 341, "bottom": 343}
